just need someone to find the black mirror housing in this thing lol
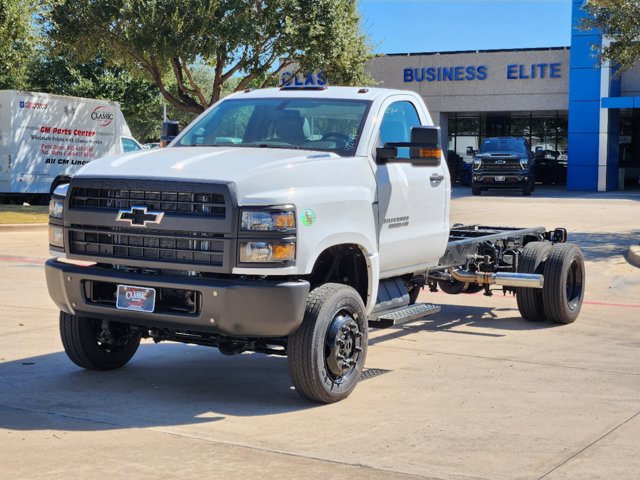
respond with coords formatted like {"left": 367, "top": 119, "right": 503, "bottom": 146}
{"left": 376, "top": 125, "right": 443, "bottom": 166}
{"left": 161, "top": 120, "right": 180, "bottom": 144}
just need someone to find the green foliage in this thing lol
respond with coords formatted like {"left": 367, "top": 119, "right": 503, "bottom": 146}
{"left": 0, "top": 0, "right": 39, "bottom": 88}
{"left": 582, "top": 0, "right": 640, "bottom": 72}
{"left": 49, "top": 0, "right": 372, "bottom": 114}
{"left": 28, "top": 54, "right": 165, "bottom": 142}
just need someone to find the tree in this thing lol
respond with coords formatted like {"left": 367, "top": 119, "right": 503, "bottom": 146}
{"left": 28, "top": 53, "right": 165, "bottom": 142}
{"left": 48, "top": 0, "right": 372, "bottom": 115}
{"left": 0, "top": 0, "right": 39, "bottom": 88}
{"left": 582, "top": 0, "right": 640, "bottom": 72}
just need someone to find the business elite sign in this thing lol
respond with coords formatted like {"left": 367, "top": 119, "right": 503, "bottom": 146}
{"left": 404, "top": 62, "right": 563, "bottom": 83}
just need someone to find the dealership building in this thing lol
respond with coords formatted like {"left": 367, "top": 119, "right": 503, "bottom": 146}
{"left": 366, "top": 0, "right": 640, "bottom": 191}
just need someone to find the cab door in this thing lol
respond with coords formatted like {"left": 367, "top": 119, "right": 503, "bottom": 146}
{"left": 373, "top": 99, "right": 449, "bottom": 275}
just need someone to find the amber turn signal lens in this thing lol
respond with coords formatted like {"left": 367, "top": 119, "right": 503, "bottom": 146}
{"left": 418, "top": 147, "right": 442, "bottom": 159}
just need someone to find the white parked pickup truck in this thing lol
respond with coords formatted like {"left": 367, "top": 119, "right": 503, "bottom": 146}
{"left": 45, "top": 87, "right": 585, "bottom": 403}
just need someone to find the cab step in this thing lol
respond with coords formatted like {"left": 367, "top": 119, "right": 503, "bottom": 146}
{"left": 368, "top": 302, "right": 441, "bottom": 329}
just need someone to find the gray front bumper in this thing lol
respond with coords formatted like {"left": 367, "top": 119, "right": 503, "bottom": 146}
{"left": 45, "top": 259, "right": 310, "bottom": 337}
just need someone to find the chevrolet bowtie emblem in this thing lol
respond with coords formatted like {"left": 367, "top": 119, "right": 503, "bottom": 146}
{"left": 115, "top": 206, "right": 164, "bottom": 227}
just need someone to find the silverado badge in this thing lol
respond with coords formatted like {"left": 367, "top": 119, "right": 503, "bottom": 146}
{"left": 115, "top": 206, "right": 164, "bottom": 227}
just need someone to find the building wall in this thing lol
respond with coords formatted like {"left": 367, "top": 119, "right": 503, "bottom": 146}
{"left": 368, "top": 49, "right": 569, "bottom": 120}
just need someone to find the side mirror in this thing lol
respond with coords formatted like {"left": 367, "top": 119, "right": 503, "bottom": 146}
{"left": 160, "top": 120, "right": 180, "bottom": 147}
{"left": 376, "top": 126, "right": 442, "bottom": 166}
{"left": 466, "top": 146, "right": 475, "bottom": 156}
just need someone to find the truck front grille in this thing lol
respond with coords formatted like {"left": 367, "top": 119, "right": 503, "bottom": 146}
{"left": 69, "top": 226, "right": 225, "bottom": 266}
{"left": 71, "top": 187, "right": 225, "bottom": 216}
{"left": 65, "top": 179, "right": 235, "bottom": 272}
{"left": 482, "top": 162, "right": 521, "bottom": 172}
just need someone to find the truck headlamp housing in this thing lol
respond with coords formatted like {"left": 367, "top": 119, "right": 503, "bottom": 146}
{"left": 49, "top": 184, "right": 69, "bottom": 219}
{"left": 519, "top": 158, "right": 529, "bottom": 169}
{"left": 472, "top": 158, "right": 482, "bottom": 170}
{"left": 49, "top": 198, "right": 65, "bottom": 219}
{"left": 240, "top": 207, "right": 296, "bottom": 232}
{"left": 49, "top": 225, "right": 65, "bottom": 249}
{"left": 239, "top": 240, "right": 296, "bottom": 263}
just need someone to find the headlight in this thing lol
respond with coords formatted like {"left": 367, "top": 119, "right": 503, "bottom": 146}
{"left": 49, "top": 225, "right": 65, "bottom": 249}
{"left": 49, "top": 197, "right": 64, "bottom": 218}
{"left": 241, "top": 208, "right": 295, "bottom": 232}
{"left": 519, "top": 158, "right": 529, "bottom": 169}
{"left": 473, "top": 159, "right": 482, "bottom": 170}
{"left": 49, "top": 183, "right": 69, "bottom": 219}
{"left": 239, "top": 240, "right": 295, "bottom": 263}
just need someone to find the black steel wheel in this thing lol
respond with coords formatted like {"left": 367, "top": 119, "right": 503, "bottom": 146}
{"left": 542, "top": 243, "right": 585, "bottom": 324}
{"left": 288, "top": 283, "right": 368, "bottom": 403}
{"left": 516, "top": 241, "right": 551, "bottom": 321}
{"left": 59, "top": 312, "right": 141, "bottom": 370}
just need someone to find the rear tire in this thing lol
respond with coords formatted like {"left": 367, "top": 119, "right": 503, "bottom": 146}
{"left": 59, "top": 312, "right": 141, "bottom": 370}
{"left": 516, "top": 242, "right": 551, "bottom": 321}
{"left": 288, "top": 283, "right": 368, "bottom": 403}
{"left": 542, "top": 244, "right": 585, "bottom": 324}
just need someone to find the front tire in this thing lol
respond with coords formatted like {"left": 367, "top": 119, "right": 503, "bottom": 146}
{"left": 542, "top": 244, "right": 585, "bottom": 324}
{"left": 59, "top": 312, "right": 141, "bottom": 370}
{"left": 288, "top": 283, "right": 368, "bottom": 403}
{"left": 472, "top": 186, "right": 482, "bottom": 196}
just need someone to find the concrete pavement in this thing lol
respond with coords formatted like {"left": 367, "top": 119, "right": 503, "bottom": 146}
{"left": 1, "top": 187, "right": 639, "bottom": 480}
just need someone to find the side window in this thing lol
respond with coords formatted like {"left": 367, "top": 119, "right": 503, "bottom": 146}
{"left": 122, "top": 137, "right": 141, "bottom": 153}
{"left": 378, "top": 101, "right": 422, "bottom": 158}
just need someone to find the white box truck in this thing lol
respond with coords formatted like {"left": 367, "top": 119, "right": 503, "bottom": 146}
{"left": 0, "top": 90, "right": 142, "bottom": 202}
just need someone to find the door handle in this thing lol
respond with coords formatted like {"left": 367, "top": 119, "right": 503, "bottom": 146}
{"left": 430, "top": 173, "right": 445, "bottom": 182}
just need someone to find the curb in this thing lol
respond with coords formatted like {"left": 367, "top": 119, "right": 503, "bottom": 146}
{"left": 0, "top": 223, "right": 48, "bottom": 232}
{"left": 626, "top": 245, "right": 640, "bottom": 269}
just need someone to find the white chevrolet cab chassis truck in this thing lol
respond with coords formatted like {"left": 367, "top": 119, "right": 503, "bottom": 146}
{"left": 46, "top": 87, "right": 585, "bottom": 403}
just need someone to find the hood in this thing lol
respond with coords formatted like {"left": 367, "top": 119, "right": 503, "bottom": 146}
{"left": 75, "top": 146, "right": 373, "bottom": 205}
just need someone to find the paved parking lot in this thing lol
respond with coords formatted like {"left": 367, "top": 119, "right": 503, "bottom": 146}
{"left": 1, "top": 187, "right": 639, "bottom": 480}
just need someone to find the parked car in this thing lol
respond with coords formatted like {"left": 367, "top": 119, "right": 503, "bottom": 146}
{"left": 472, "top": 137, "right": 534, "bottom": 196}
{"left": 534, "top": 149, "right": 567, "bottom": 185}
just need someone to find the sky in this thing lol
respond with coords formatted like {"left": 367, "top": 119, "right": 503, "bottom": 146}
{"left": 358, "top": 0, "right": 573, "bottom": 54}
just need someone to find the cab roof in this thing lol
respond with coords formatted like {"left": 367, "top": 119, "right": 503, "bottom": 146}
{"left": 229, "top": 86, "right": 417, "bottom": 102}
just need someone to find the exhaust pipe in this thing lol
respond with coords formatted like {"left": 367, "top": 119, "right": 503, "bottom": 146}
{"left": 451, "top": 270, "right": 544, "bottom": 289}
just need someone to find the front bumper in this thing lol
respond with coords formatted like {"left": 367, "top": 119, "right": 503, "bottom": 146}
{"left": 473, "top": 172, "right": 530, "bottom": 188}
{"left": 45, "top": 259, "right": 310, "bottom": 337}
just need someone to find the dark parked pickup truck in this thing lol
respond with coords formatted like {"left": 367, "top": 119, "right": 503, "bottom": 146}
{"left": 472, "top": 137, "right": 534, "bottom": 196}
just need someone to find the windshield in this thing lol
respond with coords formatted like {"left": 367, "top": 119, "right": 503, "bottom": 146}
{"left": 480, "top": 138, "right": 528, "bottom": 155}
{"left": 176, "top": 97, "right": 371, "bottom": 156}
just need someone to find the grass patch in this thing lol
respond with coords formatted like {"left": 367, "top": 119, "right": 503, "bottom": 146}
{"left": 0, "top": 205, "right": 49, "bottom": 224}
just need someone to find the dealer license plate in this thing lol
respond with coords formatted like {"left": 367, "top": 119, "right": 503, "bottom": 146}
{"left": 495, "top": 176, "right": 506, "bottom": 182}
{"left": 116, "top": 285, "right": 156, "bottom": 313}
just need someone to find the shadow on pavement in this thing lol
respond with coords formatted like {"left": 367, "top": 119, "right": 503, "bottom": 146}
{"left": 369, "top": 303, "right": 561, "bottom": 346}
{"left": 569, "top": 230, "right": 640, "bottom": 263}
{"left": 0, "top": 342, "right": 316, "bottom": 432}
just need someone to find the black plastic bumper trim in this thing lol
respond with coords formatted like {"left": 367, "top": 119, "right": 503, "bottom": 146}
{"left": 45, "top": 259, "right": 310, "bottom": 338}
